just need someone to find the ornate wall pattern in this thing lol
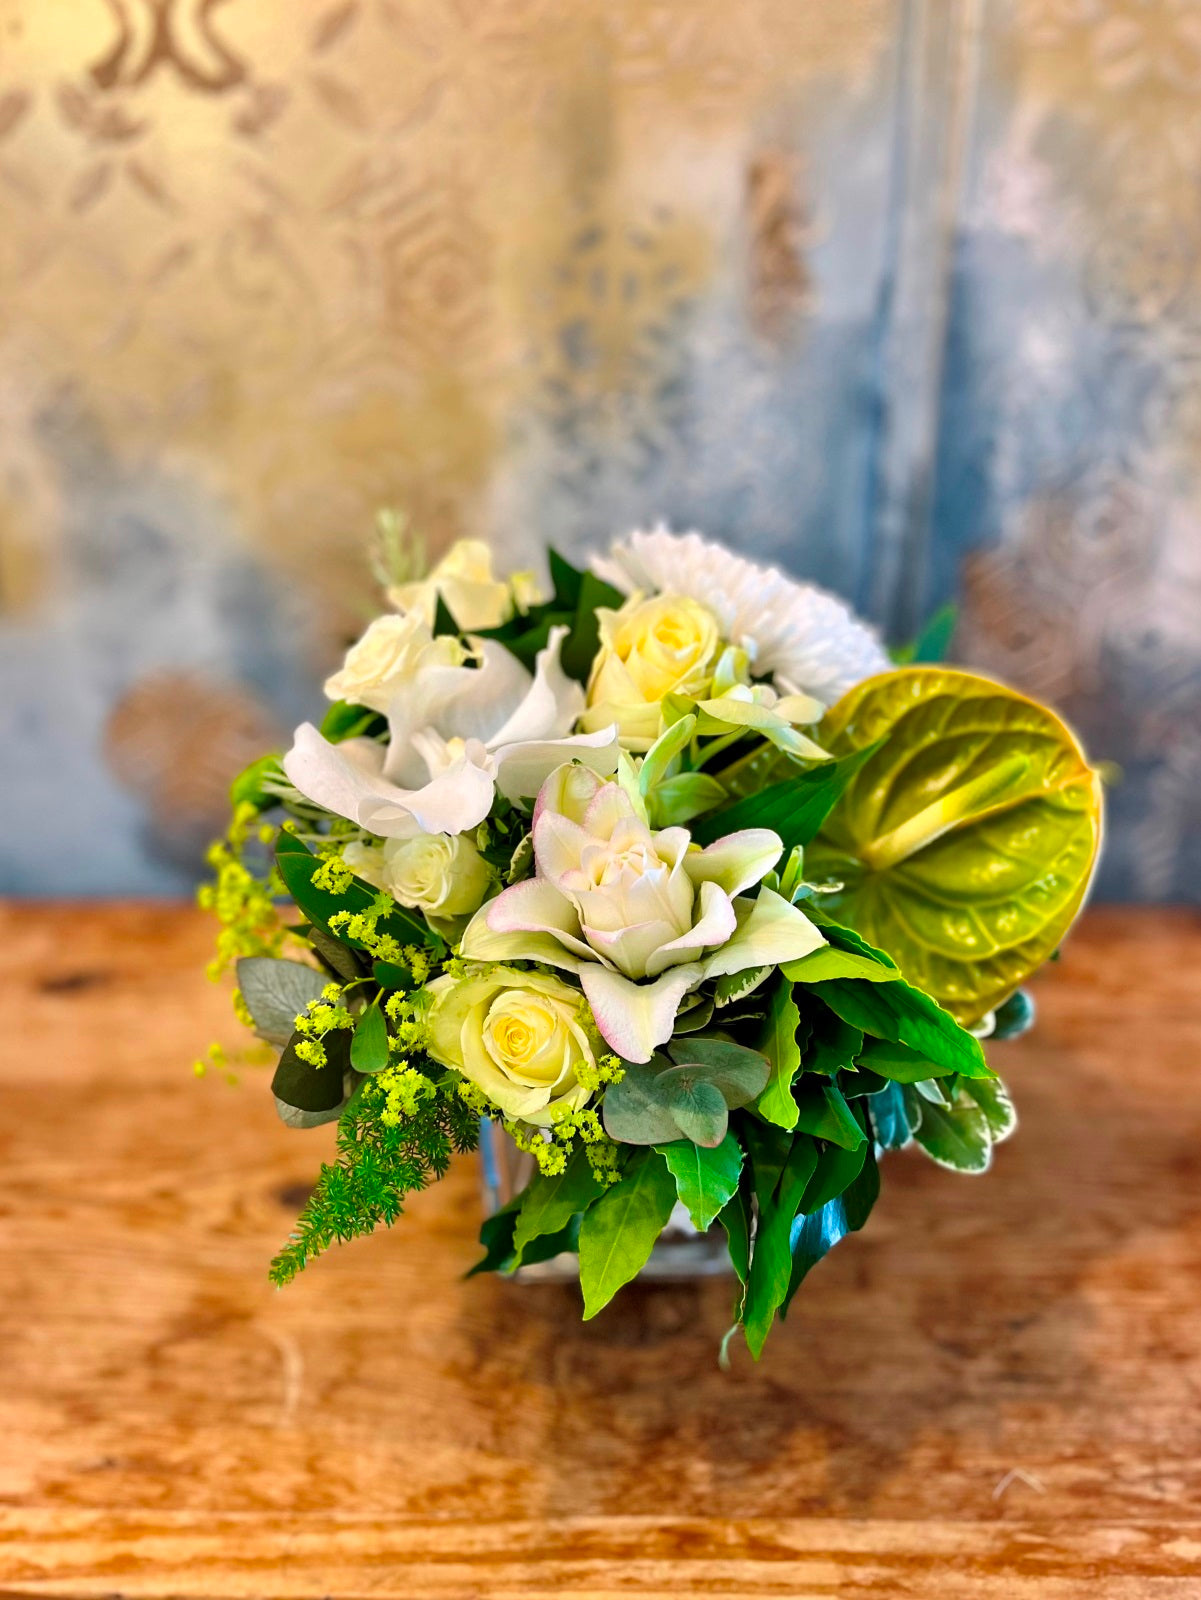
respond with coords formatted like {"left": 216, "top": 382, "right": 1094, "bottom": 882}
{"left": 0, "top": 0, "right": 1198, "bottom": 898}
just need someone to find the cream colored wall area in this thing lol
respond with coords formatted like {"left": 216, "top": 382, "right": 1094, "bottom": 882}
{"left": 3, "top": 1, "right": 1201, "bottom": 898}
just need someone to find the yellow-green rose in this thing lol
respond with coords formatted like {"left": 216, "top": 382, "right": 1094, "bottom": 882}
{"left": 581, "top": 592, "right": 721, "bottom": 749}
{"left": 344, "top": 832, "right": 492, "bottom": 919}
{"left": 426, "top": 966, "right": 595, "bottom": 1124}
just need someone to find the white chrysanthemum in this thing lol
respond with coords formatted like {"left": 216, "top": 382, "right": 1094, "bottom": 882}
{"left": 591, "top": 525, "right": 892, "bottom": 708}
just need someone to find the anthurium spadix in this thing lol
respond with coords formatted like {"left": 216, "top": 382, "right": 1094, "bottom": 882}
{"left": 459, "top": 763, "right": 827, "bottom": 1061}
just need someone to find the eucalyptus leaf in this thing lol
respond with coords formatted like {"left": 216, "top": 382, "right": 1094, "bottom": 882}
{"left": 662, "top": 1037, "right": 770, "bottom": 1106}
{"left": 659, "top": 1133, "right": 743, "bottom": 1232}
{"left": 512, "top": 1144, "right": 606, "bottom": 1267}
{"left": 578, "top": 1148, "right": 678, "bottom": 1318}
{"left": 236, "top": 956, "right": 329, "bottom": 1047}
{"left": 807, "top": 667, "right": 1103, "bottom": 1023}
{"left": 601, "top": 1057, "right": 686, "bottom": 1145}
{"left": 349, "top": 1000, "right": 390, "bottom": 1074}
{"left": 663, "top": 1077, "right": 728, "bottom": 1147}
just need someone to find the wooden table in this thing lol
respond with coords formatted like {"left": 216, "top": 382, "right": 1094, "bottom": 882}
{"left": 2, "top": 905, "right": 1200, "bottom": 1598}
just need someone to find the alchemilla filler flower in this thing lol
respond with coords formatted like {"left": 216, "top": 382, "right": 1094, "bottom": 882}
{"left": 200, "top": 524, "right": 1103, "bottom": 1357}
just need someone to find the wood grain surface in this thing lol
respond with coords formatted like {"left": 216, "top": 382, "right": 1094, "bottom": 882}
{"left": 1, "top": 904, "right": 1200, "bottom": 1598}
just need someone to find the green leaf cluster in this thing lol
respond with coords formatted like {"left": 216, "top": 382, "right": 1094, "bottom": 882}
{"left": 601, "top": 1038, "right": 770, "bottom": 1147}
{"left": 471, "top": 547, "right": 624, "bottom": 684}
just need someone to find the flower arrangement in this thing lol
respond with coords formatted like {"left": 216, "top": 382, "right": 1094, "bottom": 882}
{"left": 201, "top": 525, "right": 1102, "bottom": 1358}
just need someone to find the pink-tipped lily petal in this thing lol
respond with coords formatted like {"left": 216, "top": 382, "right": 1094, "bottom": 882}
{"left": 579, "top": 963, "right": 704, "bottom": 1063}
{"left": 701, "top": 887, "right": 825, "bottom": 979}
{"left": 683, "top": 828, "right": 784, "bottom": 897}
{"left": 644, "top": 880, "right": 738, "bottom": 976}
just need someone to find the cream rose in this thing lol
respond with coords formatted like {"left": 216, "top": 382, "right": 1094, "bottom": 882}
{"left": 343, "top": 831, "right": 492, "bottom": 919}
{"left": 581, "top": 592, "right": 721, "bottom": 749}
{"left": 426, "top": 966, "right": 595, "bottom": 1124}
{"left": 324, "top": 613, "right": 463, "bottom": 715}
{"left": 388, "top": 538, "right": 541, "bottom": 632}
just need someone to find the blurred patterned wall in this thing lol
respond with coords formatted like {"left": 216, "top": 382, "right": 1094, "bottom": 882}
{"left": 1, "top": 0, "right": 1199, "bottom": 899}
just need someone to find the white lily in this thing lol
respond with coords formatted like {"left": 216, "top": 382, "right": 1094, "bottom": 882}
{"left": 460, "top": 764, "right": 826, "bottom": 1062}
{"left": 283, "top": 624, "right": 619, "bottom": 838}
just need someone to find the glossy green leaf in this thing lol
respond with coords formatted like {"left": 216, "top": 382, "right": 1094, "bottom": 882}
{"left": 963, "top": 1074, "right": 1017, "bottom": 1143}
{"left": 800, "top": 1139, "right": 868, "bottom": 1215}
{"left": 468, "top": 1197, "right": 581, "bottom": 1277}
{"left": 512, "top": 1145, "right": 606, "bottom": 1267}
{"left": 229, "top": 753, "right": 284, "bottom": 811}
{"left": 578, "top": 1148, "right": 678, "bottom": 1318}
{"left": 236, "top": 956, "right": 328, "bottom": 1047}
{"left": 791, "top": 1079, "right": 865, "bottom": 1150}
{"left": 870, "top": 1080, "right": 917, "bottom": 1148}
{"left": 650, "top": 771, "right": 728, "bottom": 827}
{"left": 349, "top": 1000, "right": 390, "bottom": 1074}
{"left": 905, "top": 1085, "right": 992, "bottom": 1172}
{"left": 892, "top": 601, "right": 958, "bottom": 665}
{"left": 319, "top": 699, "right": 385, "bottom": 743}
{"left": 740, "top": 1116, "right": 793, "bottom": 1211}
{"left": 991, "top": 989, "right": 1036, "bottom": 1040}
{"left": 857, "top": 1038, "right": 961, "bottom": 1083}
{"left": 271, "top": 1028, "right": 350, "bottom": 1114}
{"left": 276, "top": 833, "right": 436, "bottom": 950}
{"left": 784, "top": 943, "right": 900, "bottom": 986}
{"left": 782, "top": 1147, "right": 880, "bottom": 1314}
{"left": 812, "top": 972, "right": 990, "bottom": 1078}
{"left": 743, "top": 1135, "right": 819, "bottom": 1358}
{"left": 691, "top": 742, "right": 882, "bottom": 849}
{"left": 802, "top": 1005, "right": 863, "bottom": 1078}
{"left": 807, "top": 667, "right": 1103, "bottom": 1023}
{"left": 755, "top": 980, "right": 804, "bottom": 1129}
{"left": 718, "top": 1182, "right": 752, "bottom": 1321}
{"left": 659, "top": 1133, "right": 743, "bottom": 1232}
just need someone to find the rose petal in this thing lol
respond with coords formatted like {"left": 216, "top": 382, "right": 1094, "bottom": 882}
{"left": 643, "top": 880, "right": 738, "bottom": 976}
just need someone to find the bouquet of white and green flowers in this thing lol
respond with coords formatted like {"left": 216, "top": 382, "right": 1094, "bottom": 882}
{"left": 200, "top": 526, "right": 1102, "bottom": 1357}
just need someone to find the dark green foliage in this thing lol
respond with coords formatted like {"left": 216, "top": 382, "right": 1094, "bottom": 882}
{"left": 432, "top": 592, "right": 462, "bottom": 638}
{"left": 275, "top": 832, "right": 435, "bottom": 950}
{"left": 511, "top": 1145, "right": 606, "bottom": 1267}
{"left": 892, "top": 602, "right": 958, "bottom": 665}
{"left": 782, "top": 1147, "right": 880, "bottom": 1315}
{"left": 992, "top": 988, "right": 1036, "bottom": 1040}
{"left": 272, "top": 1026, "right": 351, "bottom": 1113}
{"left": 472, "top": 548, "right": 624, "bottom": 683}
{"left": 269, "top": 1077, "right": 479, "bottom": 1286}
{"left": 467, "top": 1199, "right": 582, "bottom": 1277}
{"left": 810, "top": 970, "right": 990, "bottom": 1079}
{"left": 690, "top": 741, "right": 884, "bottom": 850}
{"left": 229, "top": 753, "right": 284, "bottom": 811}
{"left": 306, "top": 924, "right": 367, "bottom": 981}
{"left": 319, "top": 699, "right": 387, "bottom": 743}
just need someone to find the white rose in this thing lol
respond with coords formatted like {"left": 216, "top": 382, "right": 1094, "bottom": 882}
{"left": 426, "top": 966, "right": 595, "bottom": 1124}
{"left": 344, "top": 832, "right": 493, "bottom": 918}
{"left": 324, "top": 613, "right": 463, "bottom": 715}
{"left": 388, "top": 539, "right": 542, "bottom": 632}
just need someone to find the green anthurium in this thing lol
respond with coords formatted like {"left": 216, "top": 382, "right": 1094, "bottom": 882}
{"left": 806, "top": 667, "right": 1103, "bottom": 1024}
